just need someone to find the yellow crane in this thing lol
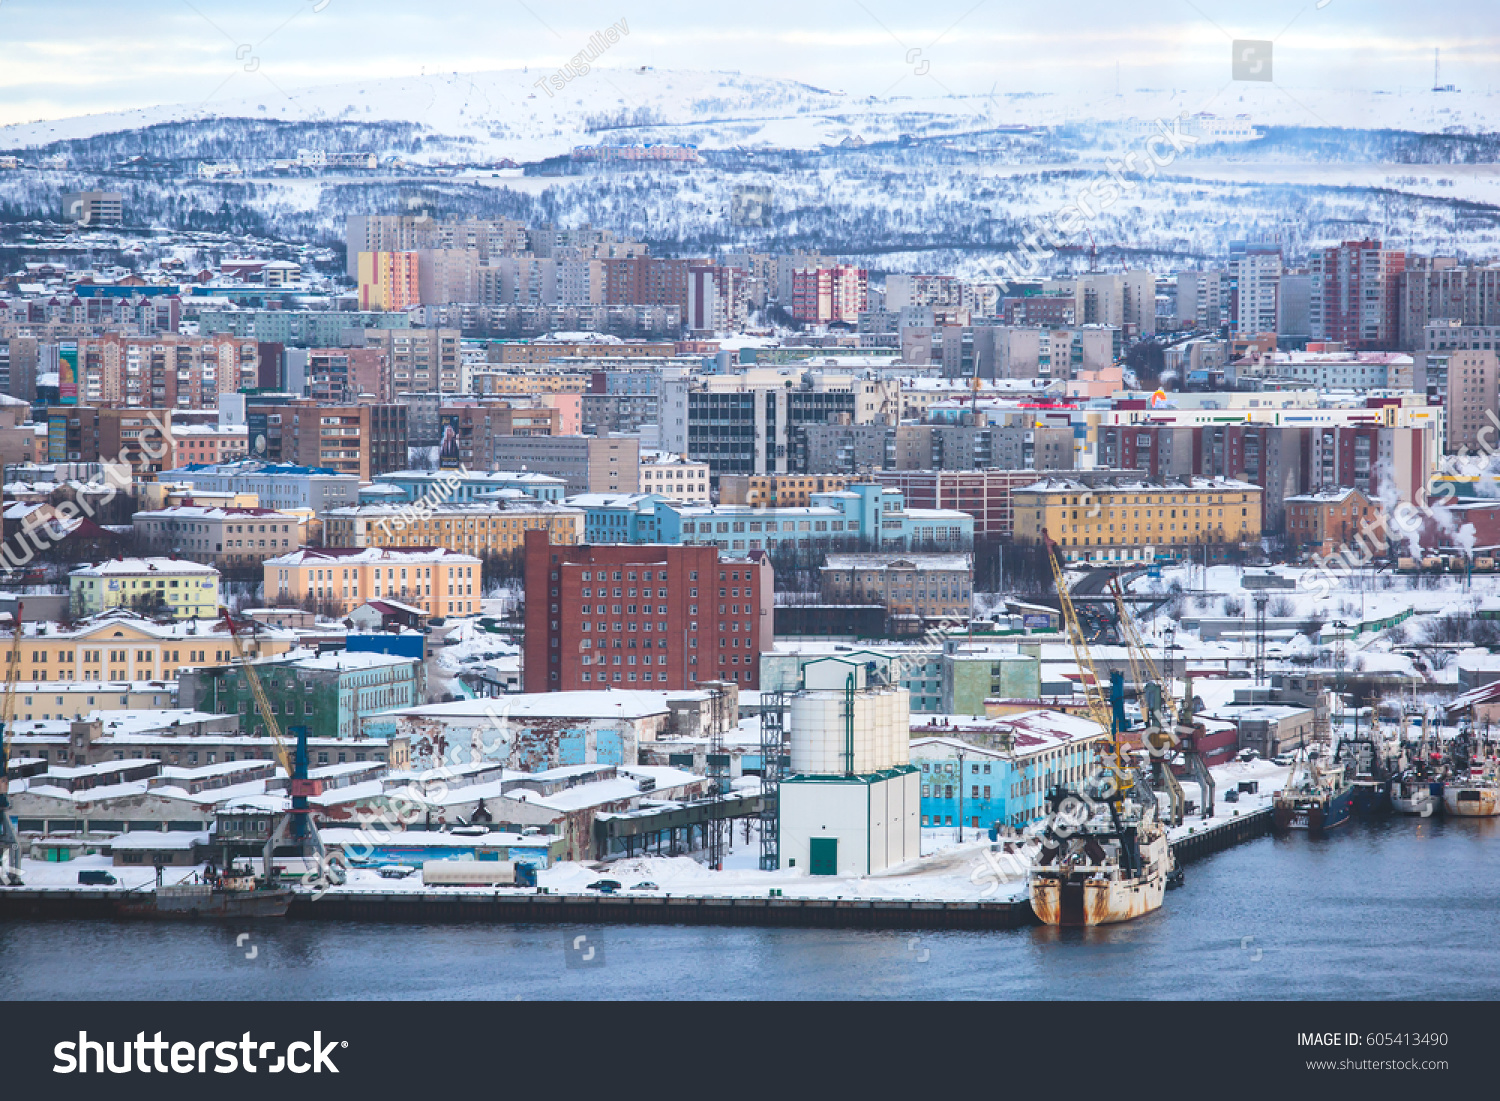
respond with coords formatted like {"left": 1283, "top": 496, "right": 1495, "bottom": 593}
{"left": 1044, "top": 534, "right": 1126, "bottom": 795}
{"left": 0, "top": 602, "right": 23, "bottom": 883}
{"left": 218, "top": 607, "right": 337, "bottom": 883}
{"left": 1110, "top": 577, "right": 1186, "bottom": 824}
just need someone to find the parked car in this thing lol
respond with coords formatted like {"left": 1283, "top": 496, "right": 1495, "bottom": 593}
{"left": 77, "top": 870, "right": 117, "bottom": 886}
{"left": 1272, "top": 754, "right": 1293, "bottom": 766}
{"left": 630, "top": 881, "right": 660, "bottom": 892}
{"left": 1223, "top": 788, "right": 1240, "bottom": 803}
{"left": 1236, "top": 748, "right": 1260, "bottom": 762}
{"left": 377, "top": 866, "right": 415, "bottom": 879}
{"left": 585, "top": 879, "right": 622, "bottom": 894}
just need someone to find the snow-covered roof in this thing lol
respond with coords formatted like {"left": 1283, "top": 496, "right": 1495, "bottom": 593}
{"left": 68, "top": 557, "right": 219, "bottom": 577}
{"left": 266, "top": 546, "right": 482, "bottom": 566}
{"left": 389, "top": 690, "right": 686, "bottom": 722}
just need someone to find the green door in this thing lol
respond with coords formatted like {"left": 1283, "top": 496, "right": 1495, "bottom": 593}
{"left": 809, "top": 837, "right": 838, "bottom": 876}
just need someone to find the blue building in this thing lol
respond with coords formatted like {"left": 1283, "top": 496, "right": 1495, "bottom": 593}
{"left": 374, "top": 470, "right": 568, "bottom": 504}
{"left": 567, "top": 493, "right": 667, "bottom": 543}
{"left": 909, "top": 709, "right": 1109, "bottom": 830}
{"left": 658, "top": 482, "right": 973, "bottom": 553}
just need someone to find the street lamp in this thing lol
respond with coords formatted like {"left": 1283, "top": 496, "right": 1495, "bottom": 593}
{"left": 956, "top": 749, "right": 966, "bottom": 843}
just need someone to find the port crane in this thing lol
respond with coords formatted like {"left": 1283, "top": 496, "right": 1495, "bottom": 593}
{"left": 1109, "top": 578, "right": 1213, "bottom": 822}
{"left": 1044, "top": 534, "right": 1128, "bottom": 795}
{"left": 218, "top": 607, "right": 341, "bottom": 886}
{"left": 0, "top": 603, "right": 23, "bottom": 884}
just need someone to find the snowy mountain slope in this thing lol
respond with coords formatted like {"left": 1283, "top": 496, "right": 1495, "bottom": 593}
{"left": 4, "top": 67, "right": 1500, "bottom": 162}
{"left": 1, "top": 69, "right": 1498, "bottom": 267}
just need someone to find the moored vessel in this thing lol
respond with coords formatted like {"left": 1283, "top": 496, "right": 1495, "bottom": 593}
{"left": 1028, "top": 772, "right": 1174, "bottom": 927}
{"left": 1273, "top": 753, "right": 1354, "bottom": 835}
{"left": 1442, "top": 769, "right": 1500, "bottom": 817}
{"left": 114, "top": 864, "right": 292, "bottom": 920}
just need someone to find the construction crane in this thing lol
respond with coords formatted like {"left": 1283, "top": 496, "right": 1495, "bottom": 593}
{"left": 0, "top": 603, "right": 23, "bottom": 884}
{"left": 1044, "top": 534, "right": 1125, "bottom": 793}
{"left": 218, "top": 607, "right": 339, "bottom": 885}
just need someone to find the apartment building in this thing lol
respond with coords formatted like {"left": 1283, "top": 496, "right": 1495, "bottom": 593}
{"left": 490, "top": 435, "right": 638, "bottom": 495}
{"left": 436, "top": 402, "right": 560, "bottom": 470}
{"left": 247, "top": 401, "right": 407, "bottom": 481}
{"left": 166, "top": 459, "right": 361, "bottom": 515}
{"left": 638, "top": 451, "right": 710, "bottom": 502}
{"left": 718, "top": 474, "right": 852, "bottom": 507}
{"left": 171, "top": 423, "right": 248, "bottom": 466}
{"left": 66, "top": 334, "right": 259, "bottom": 409}
{"left": 68, "top": 558, "right": 221, "bottom": 619}
{"left": 362, "top": 329, "right": 462, "bottom": 394}
{"left": 132, "top": 504, "right": 306, "bottom": 569}
{"left": 523, "top": 528, "right": 773, "bottom": 692}
{"left": 1433, "top": 348, "right": 1500, "bottom": 453}
{"left": 819, "top": 553, "right": 974, "bottom": 622}
{"left": 323, "top": 501, "right": 583, "bottom": 555}
{"left": 61, "top": 190, "right": 123, "bottom": 225}
{"left": 1011, "top": 474, "right": 1263, "bottom": 564}
{"left": 264, "top": 546, "right": 484, "bottom": 617}
{"left": 304, "top": 347, "right": 389, "bottom": 403}
{"left": 1284, "top": 487, "right": 1383, "bottom": 560}
{"left": 790, "top": 265, "right": 868, "bottom": 324}
{"left": 356, "top": 250, "right": 421, "bottom": 311}
{"left": 45, "top": 406, "right": 176, "bottom": 473}
{"left": 1310, "top": 239, "right": 1404, "bottom": 349}
{"left": 15, "top": 611, "right": 299, "bottom": 684}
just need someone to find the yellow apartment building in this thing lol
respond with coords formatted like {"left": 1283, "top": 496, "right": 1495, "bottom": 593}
{"left": 11, "top": 611, "right": 298, "bottom": 683}
{"left": 1012, "top": 475, "right": 1263, "bottom": 564}
{"left": 322, "top": 502, "right": 582, "bottom": 556}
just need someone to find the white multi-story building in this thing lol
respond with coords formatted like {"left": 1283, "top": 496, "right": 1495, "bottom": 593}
{"left": 637, "top": 451, "right": 711, "bottom": 503}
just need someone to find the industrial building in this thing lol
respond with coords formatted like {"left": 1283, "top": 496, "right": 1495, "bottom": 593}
{"left": 777, "top": 656, "right": 920, "bottom": 877}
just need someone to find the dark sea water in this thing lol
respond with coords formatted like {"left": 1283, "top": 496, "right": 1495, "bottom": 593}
{"left": 5, "top": 816, "right": 1497, "bottom": 1000}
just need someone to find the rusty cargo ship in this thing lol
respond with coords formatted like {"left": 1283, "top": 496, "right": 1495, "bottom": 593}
{"left": 1028, "top": 777, "right": 1173, "bottom": 927}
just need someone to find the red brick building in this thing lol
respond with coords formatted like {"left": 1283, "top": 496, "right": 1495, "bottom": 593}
{"left": 523, "top": 529, "right": 774, "bottom": 693}
{"left": 871, "top": 469, "right": 1045, "bottom": 539}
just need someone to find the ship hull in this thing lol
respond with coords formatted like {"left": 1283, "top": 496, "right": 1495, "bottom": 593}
{"left": 1029, "top": 835, "right": 1170, "bottom": 927}
{"left": 1443, "top": 786, "right": 1500, "bottom": 817}
{"left": 115, "top": 888, "right": 293, "bottom": 920}
{"left": 1350, "top": 779, "right": 1391, "bottom": 817}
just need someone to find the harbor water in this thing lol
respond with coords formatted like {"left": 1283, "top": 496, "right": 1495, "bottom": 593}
{"left": 4, "top": 816, "right": 1498, "bottom": 1000}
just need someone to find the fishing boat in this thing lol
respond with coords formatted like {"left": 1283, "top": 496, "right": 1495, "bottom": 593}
{"left": 1390, "top": 769, "right": 1442, "bottom": 816}
{"left": 1029, "top": 774, "right": 1174, "bottom": 927}
{"left": 1273, "top": 752, "right": 1354, "bottom": 834}
{"left": 1336, "top": 728, "right": 1396, "bottom": 817}
{"left": 1442, "top": 767, "right": 1500, "bottom": 817}
{"left": 115, "top": 864, "right": 292, "bottom": 920}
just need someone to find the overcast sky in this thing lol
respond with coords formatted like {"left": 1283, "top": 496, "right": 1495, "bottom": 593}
{"left": 0, "top": 0, "right": 1496, "bottom": 126}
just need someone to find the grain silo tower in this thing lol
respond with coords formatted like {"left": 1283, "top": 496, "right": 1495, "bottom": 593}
{"left": 777, "top": 656, "right": 920, "bottom": 877}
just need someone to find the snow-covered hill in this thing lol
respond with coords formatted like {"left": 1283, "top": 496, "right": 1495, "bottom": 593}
{"left": 2, "top": 68, "right": 1498, "bottom": 267}
{"left": 4, "top": 67, "right": 1500, "bottom": 162}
